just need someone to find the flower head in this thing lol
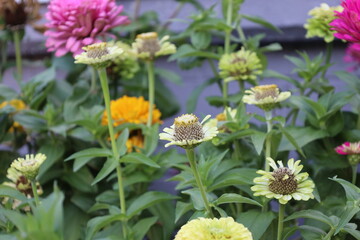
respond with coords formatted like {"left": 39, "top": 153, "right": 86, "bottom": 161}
{"left": 101, "top": 96, "right": 162, "bottom": 127}
{"left": 304, "top": 3, "right": 343, "bottom": 43}
{"left": 126, "top": 133, "right": 144, "bottom": 153}
{"left": 174, "top": 217, "right": 253, "bottom": 240}
{"left": 111, "top": 41, "right": 140, "bottom": 80}
{"left": 74, "top": 42, "right": 123, "bottom": 68}
{"left": 251, "top": 158, "right": 315, "bottom": 204}
{"left": 335, "top": 141, "right": 360, "bottom": 165}
{"left": 219, "top": 48, "right": 262, "bottom": 83}
{"left": 4, "top": 167, "right": 42, "bottom": 197}
{"left": 132, "top": 32, "right": 176, "bottom": 61}
{"left": 44, "top": 0, "right": 129, "bottom": 57}
{"left": 0, "top": 0, "right": 41, "bottom": 30}
{"left": 330, "top": 0, "right": 360, "bottom": 42}
{"left": 159, "top": 114, "right": 218, "bottom": 149}
{"left": 10, "top": 153, "right": 46, "bottom": 180}
{"left": 242, "top": 84, "right": 291, "bottom": 111}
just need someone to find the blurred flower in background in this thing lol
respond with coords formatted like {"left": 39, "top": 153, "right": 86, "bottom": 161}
{"left": 0, "top": 99, "right": 27, "bottom": 132}
{"left": 304, "top": 3, "right": 343, "bottom": 43}
{"left": 344, "top": 43, "right": 360, "bottom": 71}
{"left": 44, "top": 0, "right": 129, "bottom": 57}
{"left": 330, "top": 0, "right": 360, "bottom": 42}
{"left": 0, "top": 0, "right": 41, "bottom": 30}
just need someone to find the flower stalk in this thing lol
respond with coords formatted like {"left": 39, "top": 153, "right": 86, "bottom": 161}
{"left": 277, "top": 203, "right": 285, "bottom": 240}
{"left": 146, "top": 61, "right": 155, "bottom": 128}
{"left": 222, "top": 0, "right": 233, "bottom": 105}
{"left": 185, "top": 148, "right": 214, "bottom": 218}
{"left": 265, "top": 110, "right": 273, "bottom": 172}
{"left": 97, "top": 68, "right": 127, "bottom": 235}
{"left": 31, "top": 180, "right": 40, "bottom": 206}
{"left": 13, "top": 29, "right": 23, "bottom": 86}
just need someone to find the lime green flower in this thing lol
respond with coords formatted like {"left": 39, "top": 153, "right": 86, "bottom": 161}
{"left": 174, "top": 217, "right": 253, "bottom": 240}
{"left": 132, "top": 32, "right": 176, "bottom": 61}
{"left": 219, "top": 48, "right": 262, "bottom": 83}
{"left": 304, "top": 3, "right": 343, "bottom": 43}
{"left": 251, "top": 158, "right": 315, "bottom": 204}
{"left": 159, "top": 114, "right": 218, "bottom": 149}
{"left": 10, "top": 153, "right": 46, "bottom": 180}
{"left": 4, "top": 167, "right": 43, "bottom": 197}
{"left": 242, "top": 84, "right": 291, "bottom": 111}
{"left": 74, "top": 42, "right": 123, "bottom": 68}
{"left": 111, "top": 41, "right": 139, "bottom": 79}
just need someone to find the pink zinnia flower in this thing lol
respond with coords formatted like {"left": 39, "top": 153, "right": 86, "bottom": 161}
{"left": 44, "top": 0, "right": 129, "bottom": 57}
{"left": 344, "top": 43, "right": 360, "bottom": 71}
{"left": 335, "top": 141, "right": 360, "bottom": 155}
{"left": 330, "top": 0, "right": 360, "bottom": 42}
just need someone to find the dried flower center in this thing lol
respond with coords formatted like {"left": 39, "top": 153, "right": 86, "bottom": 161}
{"left": 136, "top": 32, "right": 161, "bottom": 56}
{"left": 253, "top": 84, "right": 279, "bottom": 101}
{"left": 85, "top": 43, "right": 109, "bottom": 59}
{"left": 231, "top": 56, "right": 246, "bottom": 64}
{"left": 269, "top": 167, "right": 298, "bottom": 195}
{"left": 173, "top": 114, "right": 205, "bottom": 142}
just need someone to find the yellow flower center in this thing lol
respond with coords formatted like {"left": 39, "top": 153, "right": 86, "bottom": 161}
{"left": 84, "top": 42, "right": 109, "bottom": 59}
{"left": 174, "top": 114, "right": 205, "bottom": 141}
{"left": 253, "top": 84, "right": 279, "bottom": 101}
{"left": 269, "top": 167, "right": 298, "bottom": 195}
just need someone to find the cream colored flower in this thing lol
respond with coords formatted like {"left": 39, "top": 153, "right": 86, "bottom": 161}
{"left": 159, "top": 114, "right": 218, "bottom": 149}
{"left": 11, "top": 153, "right": 46, "bottom": 180}
{"left": 304, "top": 3, "right": 343, "bottom": 43}
{"left": 219, "top": 48, "right": 262, "bottom": 83}
{"left": 251, "top": 158, "right": 315, "bottom": 205}
{"left": 243, "top": 84, "right": 291, "bottom": 111}
{"left": 174, "top": 217, "right": 253, "bottom": 240}
{"left": 74, "top": 42, "right": 123, "bottom": 68}
{"left": 132, "top": 32, "right": 176, "bottom": 61}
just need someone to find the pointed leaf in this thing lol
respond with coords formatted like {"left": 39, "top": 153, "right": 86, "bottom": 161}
{"left": 121, "top": 153, "right": 160, "bottom": 168}
{"left": 214, "top": 193, "right": 262, "bottom": 207}
{"left": 65, "top": 148, "right": 112, "bottom": 161}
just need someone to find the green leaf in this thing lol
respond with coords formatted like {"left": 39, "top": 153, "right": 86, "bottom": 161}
{"left": 209, "top": 168, "right": 258, "bottom": 191}
{"left": 175, "top": 201, "right": 193, "bottom": 223}
{"left": 342, "top": 225, "right": 360, "bottom": 239}
{"left": 284, "top": 210, "right": 333, "bottom": 227}
{"left": 0, "top": 185, "right": 28, "bottom": 202}
{"left": 186, "top": 77, "right": 217, "bottom": 112}
{"left": 37, "top": 142, "right": 65, "bottom": 180}
{"left": 73, "top": 157, "right": 93, "bottom": 172}
{"left": 214, "top": 193, "right": 262, "bottom": 207}
{"left": 156, "top": 68, "right": 182, "bottom": 85}
{"left": 121, "top": 153, "right": 160, "bottom": 168}
{"left": 116, "top": 128, "right": 129, "bottom": 158}
{"left": 133, "top": 216, "right": 158, "bottom": 240}
{"left": 144, "top": 124, "right": 159, "bottom": 156}
{"left": 127, "top": 191, "right": 177, "bottom": 218}
{"left": 334, "top": 201, "right": 360, "bottom": 235}
{"left": 217, "top": 129, "right": 254, "bottom": 145}
{"left": 91, "top": 158, "right": 117, "bottom": 185}
{"left": 330, "top": 177, "right": 360, "bottom": 201}
{"left": 277, "top": 125, "right": 306, "bottom": 158}
{"left": 237, "top": 210, "right": 276, "bottom": 240}
{"left": 251, "top": 131, "right": 266, "bottom": 155}
{"left": 241, "top": 14, "right": 282, "bottom": 33}
{"left": 191, "top": 31, "right": 212, "bottom": 50}
{"left": 65, "top": 148, "right": 112, "bottom": 161}
{"left": 85, "top": 214, "right": 126, "bottom": 240}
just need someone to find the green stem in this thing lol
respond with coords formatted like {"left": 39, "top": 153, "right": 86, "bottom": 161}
{"left": 264, "top": 110, "right": 273, "bottom": 172}
{"left": 223, "top": 0, "right": 233, "bottom": 107}
{"left": 90, "top": 67, "right": 97, "bottom": 93}
{"left": 323, "top": 227, "right": 335, "bottom": 240}
{"left": 352, "top": 164, "right": 358, "bottom": 185}
{"left": 277, "top": 203, "right": 285, "bottom": 240}
{"left": 98, "top": 68, "right": 127, "bottom": 237}
{"left": 146, "top": 61, "right": 155, "bottom": 128}
{"left": 357, "top": 107, "right": 360, "bottom": 130}
{"left": 234, "top": 140, "right": 241, "bottom": 161}
{"left": 0, "top": 40, "right": 7, "bottom": 82}
{"left": 13, "top": 30, "right": 23, "bottom": 86}
{"left": 321, "top": 42, "right": 333, "bottom": 80}
{"left": 160, "top": 2, "right": 185, "bottom": 31}
{"left": 185, "top": 148, "right": 214, "bottom": 218}
{"left": 31, "top": 180, "right": 40, "bottom": 206}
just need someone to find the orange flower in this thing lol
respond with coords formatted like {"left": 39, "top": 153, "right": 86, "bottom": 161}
{"left": 101, "top": 96, "right": 162, "bottom": 127}
{"left": 0, "top": 99, "right": 26, "bottom": 132}
{"left": 126, "top": 134, "right": 144, "bottom": 153}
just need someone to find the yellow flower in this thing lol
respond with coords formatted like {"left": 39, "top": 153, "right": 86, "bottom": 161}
{"left": 126, "top": 133, "right": 144, "bottom": 153}
{"left": 0, "top": 99, "right": 27, "bottom": 132}
{"left": 159, "top": 114, "right": 218, "bottom": 149}
{"left": 11, "top": 153, "right": 47, "bottom": 180}
{"left": 242, "top": 84, "right": 291, "bottom": 111}
{"left": 74, "top": 42, "right": 123, "bottom": 68}
{"left": 304, "top": 3, "right": 343, "bottom": 43}
{"left": 101, "top": 96, "right": 162, "bottom": 127}
{"left": 251, "top": 158, "right": 315, "bottom": 205}
{"left": 219, "top": 48, "right": 262, "bottom": 83}
{"left": 132, "top": 32, "right": 176, "bottom": 61}
{"left": 174, "top": 217, "right": 253, "bottom": 240}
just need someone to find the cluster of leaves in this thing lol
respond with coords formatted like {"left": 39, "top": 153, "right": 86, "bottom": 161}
{"left": 0, "top": 1, "right": 359, "bottom": 240}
